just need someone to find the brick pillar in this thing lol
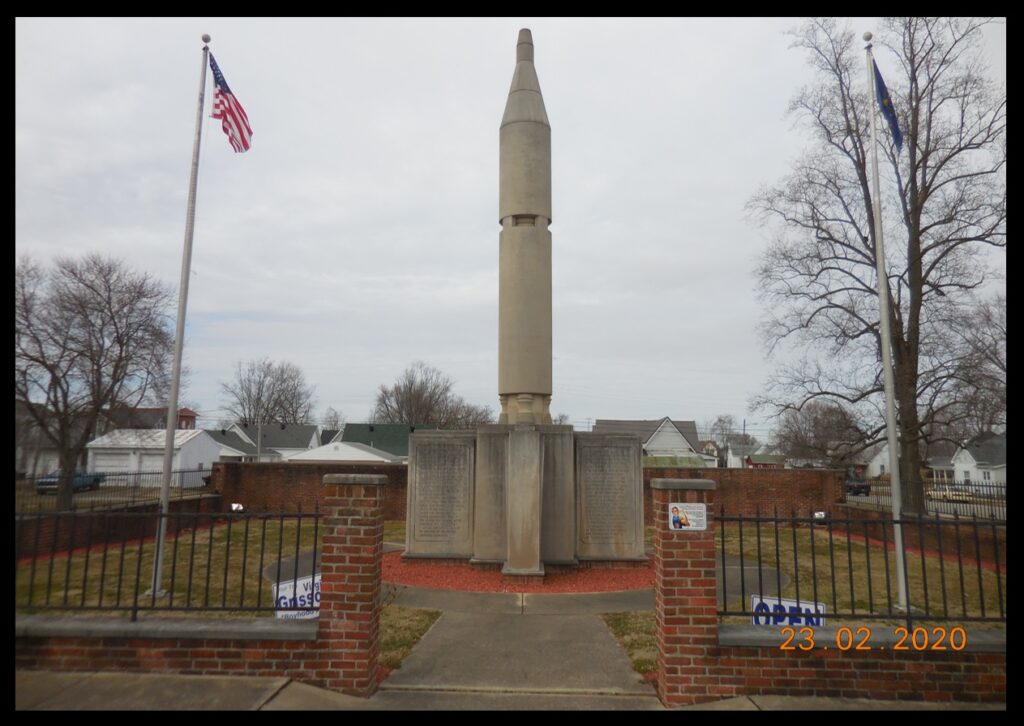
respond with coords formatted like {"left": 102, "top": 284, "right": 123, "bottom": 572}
{"left": 652, "top": 478, "right": 721, "bottom": 708}
{"left": 319, "top": 473, "right": 387, "bottom": 697}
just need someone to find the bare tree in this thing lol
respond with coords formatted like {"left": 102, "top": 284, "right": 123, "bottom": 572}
{"left": 15, "top": 254, "right": 174, "bottom": 508}
{"left": 321, "top": 406, "right": 345, "bottom": 429}
{"left": 552, "top": 412, "right": 571, "bottom": 426}
{"left": 749, "top": 18, "right": 1005, "bottom": 514}
{"left": 372, "top": 361, "right": 493, "bottom": 429}
{"left": 926, "top": 293, "right": 1006, "bottom": 447}
{"left": 700, "top": 414, "right": 757, "bottom": 450}
{"left": 710, "top": 414, "right": 737, "bottom": 448}
{"left": 774, "top": 400, "right": 866, "bottom": 464}
{"left": 220, "top": 358, "right": 317, "bottom": 425}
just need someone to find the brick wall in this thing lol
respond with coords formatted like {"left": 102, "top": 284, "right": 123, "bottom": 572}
{"left": 652, "top": 477, "right": 1006, "bottom": 708}
{"left": 212, "top": 462, "right": 407, "bottom": 519}
{"left": 16, "top": 634, "right": 327, "bottom": 682}
{"left": 16, "top": 495, "right": 223, "bottom": 561}
{"left": 644, "top": 467, "right": 844, "bottom": 522}
{"left": 16, "top": 474, "right": 388, "bottom": 698}
{"left": 708, "top": 646, "right": 1005, "bottom": 703}
{"left": 213, "top": 462, "right": 842, "bottom": 526}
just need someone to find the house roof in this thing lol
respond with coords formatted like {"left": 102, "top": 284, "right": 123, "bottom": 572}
{"left": 592, "top": 418, "right": 701, "bottom": 452}
{"left": 341, "top": 423, "right": 437, "bottom": 457}
{"left": 104, "top": 406, "right": 198, "bottom": 429}
{"left": 289, "top": 441, "right": 403, "bottom": 463}
{"left": 320, "top": 429, "right": 341, "bottom": 445}
{"left": 205, "top": 429, "right": 258, "bottom": 456}
{"left": 87, "top": 429, "right": 207, "bottom": 449}
{"left": 927, "top": 455, "right": 954, "bottom": 469}
{"left": 233, "top": 423, "right": 319, "bottom": 450}
{"left": 962, "top": 432, "right": 1006, "bottom": 467}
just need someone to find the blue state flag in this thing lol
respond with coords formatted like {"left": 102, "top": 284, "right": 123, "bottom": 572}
{"left": 873, "top": 60, "right": 903, "bottom": 152}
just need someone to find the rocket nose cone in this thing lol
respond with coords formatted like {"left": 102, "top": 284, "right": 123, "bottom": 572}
{"left": 517, "top": 28, "right": 534, "bottom": 63}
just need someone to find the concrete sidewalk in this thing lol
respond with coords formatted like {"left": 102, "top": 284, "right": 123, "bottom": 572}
{"left": 16, "top": 670, "right": 1005, "bottom": 711}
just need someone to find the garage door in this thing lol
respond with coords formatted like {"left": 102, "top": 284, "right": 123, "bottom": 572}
{"left": 138, "top": 453, "right": 172, "bottom": 487}
{"left": 93, "top": 451, "right": 130, "bottom": 473}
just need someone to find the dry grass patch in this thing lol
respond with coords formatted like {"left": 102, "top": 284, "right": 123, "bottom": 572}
{"left": 384, "top": 519, "right": 406, "bottom": 544}
{"left": 602, "top": 611, "right": 657, "bottom": 675}
{"left": 380, "top": 605, "right": 441, "bottom": 669}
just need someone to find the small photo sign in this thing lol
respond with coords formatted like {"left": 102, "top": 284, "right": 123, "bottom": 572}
{"left": 668, "top": 502, "right": 706, "bottom": 531}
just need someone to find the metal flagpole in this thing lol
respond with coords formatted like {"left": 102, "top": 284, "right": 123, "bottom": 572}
{"left": 864, "top": 32, "right": 908, "bottom": 613}
{"left": 150, "top": 34, "right": 211, "bottom": 596}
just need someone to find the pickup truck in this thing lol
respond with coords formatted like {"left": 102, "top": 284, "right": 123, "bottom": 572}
{"left": 35, "top": 471, "right": 106, "bottom": 495}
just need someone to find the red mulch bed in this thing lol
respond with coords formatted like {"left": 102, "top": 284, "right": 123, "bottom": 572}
{"left": 382, "top": 550, "right": 655, "bottom": 593}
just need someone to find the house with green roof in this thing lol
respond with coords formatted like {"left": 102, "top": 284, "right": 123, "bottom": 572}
{"left": 340, "top": 423, "right": 437, "bottom": 459}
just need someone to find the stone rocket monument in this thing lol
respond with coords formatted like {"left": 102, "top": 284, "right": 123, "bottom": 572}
{"left": 498, "top": 28, "right": 553, "bottom": 426}
{"left": 404, "top": 29, "right": 645, "bottom": 577}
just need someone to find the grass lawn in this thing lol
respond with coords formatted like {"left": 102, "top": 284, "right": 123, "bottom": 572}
{"left": 384, "top": 519, "right": 406, "bottom": 544}
{"left": 715, "top": 520, "right": 1005, "bottom": 621}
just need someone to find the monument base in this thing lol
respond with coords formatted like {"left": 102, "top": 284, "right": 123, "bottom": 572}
{"left": 405, "top": 427, "right": 644, "bottom": 571}
{"left": 501, "top": 563, "right": 546, "bottom": 577}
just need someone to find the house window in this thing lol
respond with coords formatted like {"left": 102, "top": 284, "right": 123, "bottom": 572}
{"left": 880, "top": 464, "right": 885, "bottom": 475}
{"left": 983, "top": 471, "right": 991, "bottom": 481}
{"left": 963, "top": 471, "right": 971, "bottom": 483}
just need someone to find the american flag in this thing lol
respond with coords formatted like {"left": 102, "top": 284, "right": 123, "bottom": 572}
{"left": 209, "top": 53, "right": 252, "bottom": 153}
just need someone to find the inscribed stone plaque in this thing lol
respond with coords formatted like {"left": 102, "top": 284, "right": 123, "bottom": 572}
{"left": 406, "top": 432, "right": 475, "bottom": 558}
{"left": 575, "top": 433, "right": 645, "bottom": 560}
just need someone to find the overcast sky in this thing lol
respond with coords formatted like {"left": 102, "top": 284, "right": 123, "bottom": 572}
{"left": 15, "top": 17, "right": 1006, "bottom": 439}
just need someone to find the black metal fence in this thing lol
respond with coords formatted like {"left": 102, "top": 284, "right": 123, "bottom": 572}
{"left": 717, "top": 507, "right": 1006, "bottom": 628}
{"left": 848, "top": 479, "right": 1006, "bottom": 520}
{"left": 15, "top": 469, "right": 213, "bottom": 513}
{"left": 14, "top": 508, "right": 322, "bottom": 620}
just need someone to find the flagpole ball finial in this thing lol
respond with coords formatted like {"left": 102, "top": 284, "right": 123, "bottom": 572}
{"left": 202, "top": 34, "right": 211, "bottom": 44}
{"left": 863, "top": 32, "right": 873, "bottom": 42}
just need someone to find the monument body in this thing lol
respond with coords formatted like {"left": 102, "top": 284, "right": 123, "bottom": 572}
{"left": 498, "top": 28, "right": 552, "bottom": 427}
{"left": 405, "top": 29, "right": 645, "bottom": 575}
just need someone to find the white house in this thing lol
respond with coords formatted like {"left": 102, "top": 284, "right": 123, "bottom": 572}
{"left": 951, "top": 432, "right": 1006, "bottom": 491}
{"left": 592, "top": 418, "right": 703, "bottom": 460}
{"left": 864, "top": 442, "right": 892, "bottom": 479}
{"left": 86, "top": 429, "right": 221, "bottom": 485}
{"left": 228, "top": 423, "right": 319, "bottom": 462}
{"left": 288, "top": 441, "right": 403, "bottom": 464}
{"left": 724, "top": 443, "right": 759, "bottom": 469}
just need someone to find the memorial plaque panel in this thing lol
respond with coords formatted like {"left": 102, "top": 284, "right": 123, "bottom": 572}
{"left": 406, "top": 432, "right": 475, "bottom": 557}
{"left": 575, "top": 433, "right": 645, "bottom": 560}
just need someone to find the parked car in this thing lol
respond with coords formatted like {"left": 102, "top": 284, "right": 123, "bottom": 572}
{"left": 35, "top": 471, "right": 106, "bottom": 495}
{"left": 846, "top": 479, "right": 872, "bottom": 496}
{"left": 927, "top": 484, "right": 972, "bottom": 503}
